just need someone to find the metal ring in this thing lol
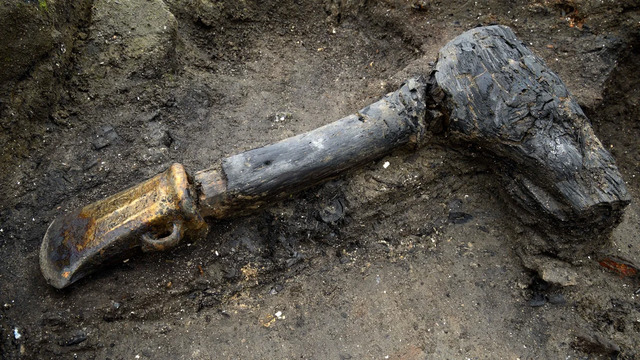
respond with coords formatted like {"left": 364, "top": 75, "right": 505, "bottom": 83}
{"left": 141, "top": 221, "right": 184, "bottom": 252}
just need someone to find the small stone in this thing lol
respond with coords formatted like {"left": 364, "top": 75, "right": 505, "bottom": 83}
{"left": 59, "top": 330, "right": 87, "bottom": 346}
{"left": 272, "top": 112, "right": 292, "bottom": 123}
{"left": 223, "top": 267, "right": 237, "bottom": 279}
{"left": 269, "top": 284, "right": 284, "bottom": 295}
{"left": 145, "top": 121, "right": 172, "bottom": 147}
{"left": 92, "top": 137, "right": 110, "bottom": 150}
{"left": 83, "top": 157, "right": 99, "bottom": 170}
{"left": 540, "top": 265, "right": 578, "bottom": 287}
{"left": 286, "top": 252, "right": 304, "bottom": 267}
{"left": 92, "top": 125, "right": 118, "bottom": 150}
{"left": 141, "top": 147, "right": 168, "bottom": 165}
{"left": 448, "top": 211, "right": 473, "bottom": 224}
{"left": 522, "top": 256, "right": 579, "bottom": 287}
{"left": 139, "top": 110, "right": 161, "bottom": 123}
{"left": 318, "top": 198, "right": 345, "bottom": 223}
{"left": 528, "top": 293, "right": 546, "bottom": 307}
{"left": 447, "top": 198, "right": 463, "bottom": 212}
{"left": 101, "top": 125, "right": 119, "bottom": 141}
{"left": 547, "top": 293, "right": 566, "bottom": 305}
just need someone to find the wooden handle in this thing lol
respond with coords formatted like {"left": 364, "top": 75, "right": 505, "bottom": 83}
{"left": 195, "top": 77, "right": 428, "bottom": 219}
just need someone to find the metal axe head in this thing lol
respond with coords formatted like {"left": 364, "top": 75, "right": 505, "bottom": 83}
{"left": 40, "top": 163, "right": 207, "bottom": 289}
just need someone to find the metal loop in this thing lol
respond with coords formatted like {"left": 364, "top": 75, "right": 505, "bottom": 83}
{"left": 141, "top": 221, "right": 184, "bottom": 252}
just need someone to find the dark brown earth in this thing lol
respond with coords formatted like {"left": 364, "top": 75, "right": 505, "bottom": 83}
{"left": 1, "top": 0, "right": 640, "bottom": 358}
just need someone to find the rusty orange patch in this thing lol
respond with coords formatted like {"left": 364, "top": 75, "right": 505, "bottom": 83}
{"left": 599, "top": 258, "right": 638, "bottom": 278}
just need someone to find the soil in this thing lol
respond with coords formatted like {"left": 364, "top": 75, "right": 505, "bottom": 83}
{"left": 1, "top": 0, "right": 640, "bottom": 359}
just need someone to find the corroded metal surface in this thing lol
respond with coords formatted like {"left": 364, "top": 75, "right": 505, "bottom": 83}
{"left": 39, "top": 163, "right": 207, "bottom": 289}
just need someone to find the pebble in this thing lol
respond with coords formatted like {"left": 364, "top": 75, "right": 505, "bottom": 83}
{"left": 92, "top": 125, "right": 119, "bottom": 150}
{"left": 547, "top": 293, "right": 566, "bottom": 305}
{"left": 60, "top": 330, "right": 87, "bottom": 346}
{"left": 138, "top": 110, "right": 161, "bottom": 123}
{"left": 82, "top": 157, "right": 99, "bottom": 170}
{"left": 318, "top": 198, "right": 345, "bottom": 223}
{"left": 528, "top": 293, "right": 546, "bottom": 307}
{"left": 539, "top": 265, "right": 578, "bottom": 287}
{"left": 448, "top": 211, "right": 473, "bottom": 224}
{"left": 269, "top": 284, "right": 284, "bottom": 295}
{"left": 144, "top": 121, "right": 172, "bottom": 147}
{"left": 223, "top": 267, "right": 237, "bottom": 279}
{"left": 272, "top": 112, "right": 292, "bottom": 123}
{"left": 447, "top": 198, "right": 464, "bottom": 212}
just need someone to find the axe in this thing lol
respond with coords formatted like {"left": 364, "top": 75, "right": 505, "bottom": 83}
{"left": 40, "top": 26, "right": 630, "bottom": 289}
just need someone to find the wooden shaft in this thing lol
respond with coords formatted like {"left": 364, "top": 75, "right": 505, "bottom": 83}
{"left": 194, "top": 77, "right": 428, "bottom": 218}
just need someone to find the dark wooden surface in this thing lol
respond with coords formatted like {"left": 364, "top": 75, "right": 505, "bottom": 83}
{"left": 432, "top": 25, "right": 630, "bottom": 232}
{"left": 195, "top": 77, "right": 427, "bottom": 218}
{"left": 197, "top": 25, "right": 630, "bottom": 234}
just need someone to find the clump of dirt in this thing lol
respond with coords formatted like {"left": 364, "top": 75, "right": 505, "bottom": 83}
{"left": 1, "top": 0, "right": 640, "bottom": 359}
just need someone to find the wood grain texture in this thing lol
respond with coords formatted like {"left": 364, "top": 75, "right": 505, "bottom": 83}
{"left": 196, "top": 77, "right": 428, "bottom": 218}
{"left": 433, "top": 25, "right": 630, "bottom": 232}
{"left": 197, "top": 26, "right": 630, "bottom": 234}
